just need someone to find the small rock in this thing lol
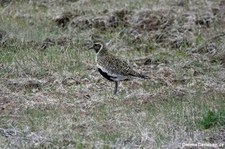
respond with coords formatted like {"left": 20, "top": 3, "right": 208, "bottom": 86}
{"left": 55, "top": 12, "right": 74, "bottom": 28}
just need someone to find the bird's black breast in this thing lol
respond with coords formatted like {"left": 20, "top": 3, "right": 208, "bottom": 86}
{"left": 98, "top": 68, "right": 116, "bottom": 82}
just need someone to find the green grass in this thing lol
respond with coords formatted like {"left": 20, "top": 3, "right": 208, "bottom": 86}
{"left": 25, "top": 107, "right": 58, "bottom": 131}
{"left": 198, "top": 110, "right": 225, "bottom": 129}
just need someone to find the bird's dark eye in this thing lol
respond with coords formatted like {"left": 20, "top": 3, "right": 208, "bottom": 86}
{"left": 94, "top": 44, "right": 101, "bottom": 49}
{"left": 93, "top": 43, "right": 102, "bottom": 52}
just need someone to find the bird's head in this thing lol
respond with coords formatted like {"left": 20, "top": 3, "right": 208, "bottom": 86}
{"left": 89, "top": 42, "right": 105, "bottom": 53}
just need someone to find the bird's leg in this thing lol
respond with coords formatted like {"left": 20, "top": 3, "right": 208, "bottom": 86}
{"left": 114, "top": 81, "right": 118, "bottom": 94}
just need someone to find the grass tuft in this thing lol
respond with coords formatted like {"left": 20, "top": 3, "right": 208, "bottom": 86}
{"left": 198, "top": 110, "right": 225, "bottom": 130}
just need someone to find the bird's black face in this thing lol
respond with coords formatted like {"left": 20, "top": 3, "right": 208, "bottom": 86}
{"left": 90, "top": 43, "right": 103, "bottom": 53}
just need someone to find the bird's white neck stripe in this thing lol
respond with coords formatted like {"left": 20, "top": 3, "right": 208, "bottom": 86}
{"left": 96, "top": 44, "right": 103, "bottom": 55}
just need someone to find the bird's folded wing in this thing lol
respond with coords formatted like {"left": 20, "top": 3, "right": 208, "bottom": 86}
{"left": 106, "top": 56, "right": 139, "bottom": 76}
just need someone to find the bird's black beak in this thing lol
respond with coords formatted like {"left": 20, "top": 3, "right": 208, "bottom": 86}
{"left": 87, "top": 41, "right": 94, "bottom": 49}
{"left": 88, "top": 44, "right": 94, "bottom": 49}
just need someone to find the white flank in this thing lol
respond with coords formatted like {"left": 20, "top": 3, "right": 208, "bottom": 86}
{"left": 97, "top": 64, "right": 129, "bottom": 81}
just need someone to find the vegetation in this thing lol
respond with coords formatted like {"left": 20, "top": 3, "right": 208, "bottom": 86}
{"left": 0, "top": 0, "right": 225, "bottom": 148}
{"left": 198, "top": 110, "right": 225, "bottom": 129}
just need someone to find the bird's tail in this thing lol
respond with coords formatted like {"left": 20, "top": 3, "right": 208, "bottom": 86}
{"left": 138, "top": 74, "right": 150, "bottom": 79}
{"left": 129, "top": 72, "right": 150, "bottom": 79}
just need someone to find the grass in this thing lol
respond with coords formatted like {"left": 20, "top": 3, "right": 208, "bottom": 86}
{"left": 1, "top": 0, "right": 225, "bottom": 148}
{"left": 198, "top": 110, "right": 225, "bottom": 130}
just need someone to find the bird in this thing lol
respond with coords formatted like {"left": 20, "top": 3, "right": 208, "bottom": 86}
{"left": 89, "top": 37, "right": 148, "bottom": 94}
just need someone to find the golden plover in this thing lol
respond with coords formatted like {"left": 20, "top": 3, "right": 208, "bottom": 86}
{"left": 89, "top": 40, "right": 148, "bottom": 94}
